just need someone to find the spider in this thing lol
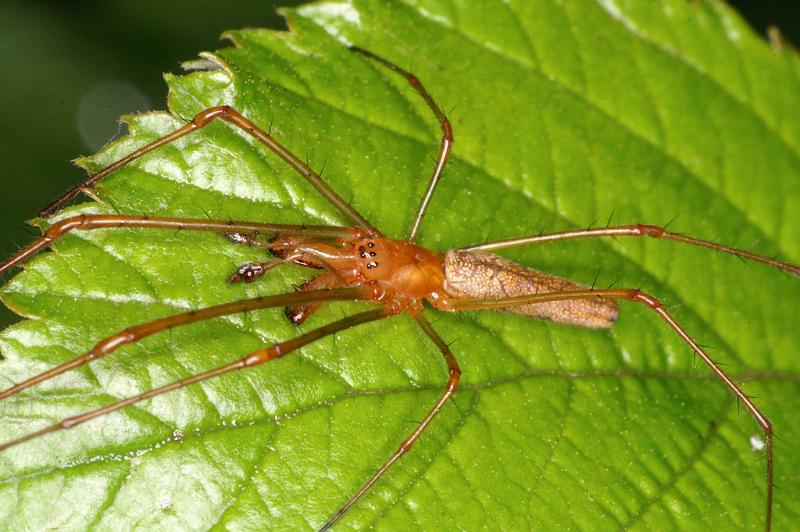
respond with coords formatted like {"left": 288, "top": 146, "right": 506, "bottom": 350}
{"left": 0, "top": 47, "right": 795, "bottom": 530}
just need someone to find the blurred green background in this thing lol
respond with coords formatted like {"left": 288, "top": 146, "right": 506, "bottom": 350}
{"left": 0, "top": 0, "right": 303, "bottom": 326}
{"left": 0, "top": 0, "right": 796, "bottom": 327}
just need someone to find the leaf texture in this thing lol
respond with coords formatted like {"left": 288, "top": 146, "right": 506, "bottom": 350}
{"left": 1, "top": 1, "right": 798, "bottom": 529}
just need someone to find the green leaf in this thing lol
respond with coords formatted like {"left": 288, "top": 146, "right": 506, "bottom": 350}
{"left": 1, "top": 1, "right": 798, "bottom": 529}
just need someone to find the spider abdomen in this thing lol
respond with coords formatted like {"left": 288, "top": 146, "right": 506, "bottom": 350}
{"left": 442, "top": 250, "right": 618, "bottom": 329}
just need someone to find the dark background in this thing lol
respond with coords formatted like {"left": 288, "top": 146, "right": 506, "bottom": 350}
{"left": 0, "top": 0, "right": 797, "bottom": 326}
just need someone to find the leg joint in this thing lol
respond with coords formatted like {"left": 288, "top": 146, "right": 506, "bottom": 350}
{"left": 46, "top": 214, "right": 89, "bottom": 238}
{"left": 629, "top": 289, "right": 662, "bottom": 310}
{"left": 636, "top": 223, "right": 666, "bottom": 237}
{"left": 443, "top": 122, "right": 454, "bottom": 142}
{"left": 193, "top": 105, "right": 235, "bottom": 126}
{"left": 448, "top": 367, "right": 461, "bottom": 391}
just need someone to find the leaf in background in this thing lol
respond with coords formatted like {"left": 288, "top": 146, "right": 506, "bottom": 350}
{"left": 1, "top": 0, "right": 798, "bottom": 529}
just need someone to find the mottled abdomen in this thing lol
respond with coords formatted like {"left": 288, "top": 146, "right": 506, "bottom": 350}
{"left": 443, "top": 250, "right": 618, "bottom": 329}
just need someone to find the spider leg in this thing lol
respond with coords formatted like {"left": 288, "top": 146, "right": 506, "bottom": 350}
{"left": 0, "top": 307, "right": 388, "bottom": 453}
{"left": 40, "top": 106, "right": 377, "bottom": 234}
{"left": 446, "top": 288, "right": 773, "bottom": 530}
{"left": 321, "top": 313, "right": 461, "bottom": 530}
{"left": 0, "top": 287, "right": 369, "bottom": 402}
{"left": 461, "top": 223, "right": 799, "bottom": 277}
{"left": 350, "top": 47, "right": 453, "bottom": 242}
{"left": 0, "top": 214, "right": 360, "bottom": 276}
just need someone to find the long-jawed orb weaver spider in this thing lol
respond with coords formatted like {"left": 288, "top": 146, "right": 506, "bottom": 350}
{"left": 0, "top": 45, "right": 796, "bottom": 530}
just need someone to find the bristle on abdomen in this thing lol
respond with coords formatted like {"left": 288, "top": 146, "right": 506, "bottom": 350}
{"left": 443, "top": 250, "right": 618, "bottom": 329}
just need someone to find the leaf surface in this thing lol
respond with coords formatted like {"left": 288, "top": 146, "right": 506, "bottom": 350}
{"left": 1, "top": 1, "right": 799, "bottom": 529}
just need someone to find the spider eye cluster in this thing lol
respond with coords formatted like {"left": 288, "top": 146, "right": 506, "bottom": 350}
{"left": 357, "top": 240, "right": 379, "bottom": 269}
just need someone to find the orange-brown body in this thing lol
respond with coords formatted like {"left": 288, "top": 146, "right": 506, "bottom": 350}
{"left": 271, "top": 232, "right": 618, "bottom": 328}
